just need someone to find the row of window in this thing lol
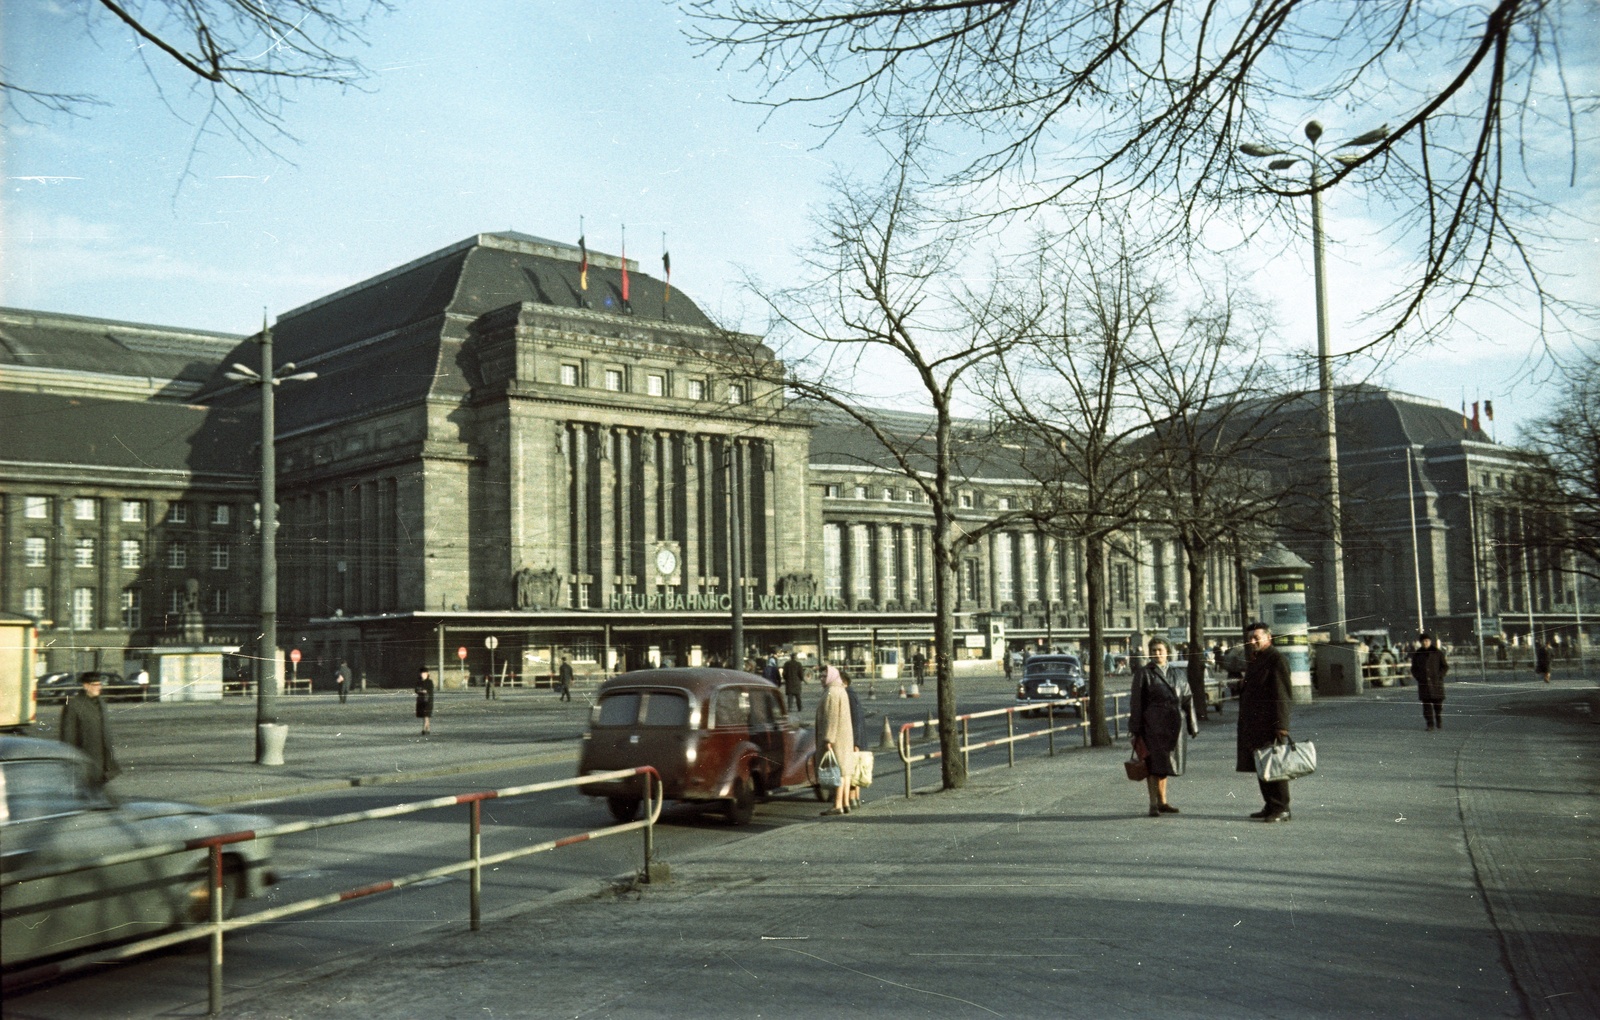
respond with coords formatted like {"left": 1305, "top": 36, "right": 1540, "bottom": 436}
{"left": 20, "top": 538, "right": 231, "bottom": 570}
{"left": 19, "top": 586, "right": 231, "bottom": 629}
{"left": 557, "top": 364, "right": 746, "bottom": 404}
{"left": 19, "top": 496, "right": 231, "bottom": 526}
{"left": 822, "top": 484, "right": 1015, "bottom": 510}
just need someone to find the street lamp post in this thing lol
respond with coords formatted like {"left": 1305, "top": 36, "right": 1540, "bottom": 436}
{"left": 225, "top": 316, "right": 316, "bottom": 765}
{"left": 1241, "top": 120, "right": 1387, "bottom": 645}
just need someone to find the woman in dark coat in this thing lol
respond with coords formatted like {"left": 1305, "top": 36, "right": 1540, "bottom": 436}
{"left": 415, "top": 667, "right": 435, "bottom": 735}
{"left": 1129, "top": 638, "right": 1198, "bottom": 817}
{"left": 1409, "top": 632, "right": 1449, "bottom": 730}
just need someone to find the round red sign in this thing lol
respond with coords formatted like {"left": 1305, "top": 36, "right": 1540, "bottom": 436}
{"left": 289, "top": 649, "right": 302, "bottom": 664}
{"left": 457, "top": 646, "right": 469, "bottom": 660}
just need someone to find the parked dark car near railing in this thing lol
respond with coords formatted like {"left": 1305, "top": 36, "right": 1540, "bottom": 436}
{"left": 577, "top": 668, "right": 818, "bottom": 825}
{"left": 36, "top": 671, "right": 152, "bottom": 705}
{"left": 1016, "top": 654, "right": 1087, "bottom": 716}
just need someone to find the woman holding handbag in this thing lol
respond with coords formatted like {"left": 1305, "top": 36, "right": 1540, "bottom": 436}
{"left": 815, "top": 666, "right": 855, "bottom": 816}
{"left": 1129, "top": 638, "right": 1198, "bottom": 817}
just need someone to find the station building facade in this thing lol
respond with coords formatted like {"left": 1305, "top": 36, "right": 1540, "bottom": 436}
{"left": 2, "top": 232, "right": 1587, "bottom": 687}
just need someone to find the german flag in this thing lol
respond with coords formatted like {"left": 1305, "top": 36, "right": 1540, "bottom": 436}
{"left": 663, "top": 247, "right": 672, "bottom": 304}
{"left": 578, "top": 234, "right": 589, "bottom": 292}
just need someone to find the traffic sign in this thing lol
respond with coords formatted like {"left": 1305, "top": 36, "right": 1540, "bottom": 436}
{"left": 457, "top": 646, "right": 468, "bottom": 660}
{"left": 289, "top": 648, "right": 301, "bottom": 665}
{"left": 484, "top": 636, "right": 500, "bottom": 650}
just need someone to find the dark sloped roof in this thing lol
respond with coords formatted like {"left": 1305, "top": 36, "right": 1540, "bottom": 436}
{"left": 804, "top": 402, "right": 1030, "bottom": 481}
{"left": 0, "top": 307, "right": 241, "bottom": 389}
{"left": 0, "top": 391, "right": 254, "bottom": 476}
{"left": 268, "top": 232, "right": 718, "bottom": 366}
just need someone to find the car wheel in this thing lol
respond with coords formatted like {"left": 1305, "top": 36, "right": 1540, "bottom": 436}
{"left": 607, "top": 796, "right": 641, "bottom": 823}
{"left": 812, "top": 784, "right": 826, "bottom": 802}
{"left": 724, "top": 773, "right": 756, "bottom": 825}
{"left": 187, "top": 857, "right": 243, "bottom": 925}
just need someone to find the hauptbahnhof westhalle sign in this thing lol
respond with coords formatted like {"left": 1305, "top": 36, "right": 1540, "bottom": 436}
{"left": 608, "top": 593, "right": 847, "bottom": 612}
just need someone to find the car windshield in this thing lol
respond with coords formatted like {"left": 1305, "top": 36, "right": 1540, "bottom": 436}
{"left": 593, "top": 691, "right": 690, "bottom": 728}
{"left": 1024, "top": 659, "right": 1079, "bottom": 677}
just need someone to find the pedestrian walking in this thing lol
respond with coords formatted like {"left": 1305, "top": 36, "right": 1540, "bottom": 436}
{"left": 815, "top": 666, "right": 854, "bottom": 816}
{"left": 763, "top": 653, "right": 780, "bottom": 685}
{"left": 60, "top": 675, "right": 120, "bottom": 787}
{"left": 911, "top": 651, "right": 927, "bottom": 687}
{"left": 1236, "top": 622, "right": 1293, "bottom": 822}
{"left": 782, "top": 652, "right": 805, "bottom": 712}
{"left": 842, "top": 671, "right": 866, "bottom": 809}
{"left": 1129, "top": 638, "right": 1198, "bottom": 817}
{"left": 1534, "top": 640, "right": 1552, "bottom": 684}
{"left": 557, "top": 657, "right": 574, "bottom": 702}
{"left": 1410, "top": 633, "right": 1449, "bottom": 730}
{"left": 415, "top": 667, "right": 435, "bottom": 735}
{"left": 335, "top": 660, "right": 352, "bottom": 704}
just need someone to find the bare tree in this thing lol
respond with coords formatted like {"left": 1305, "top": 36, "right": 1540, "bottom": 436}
{"left": 689, "top": 0, "right": 1590, "bottom": 347}
{"left": 746, "top": 152, "right": 1029, "bottom": 789}
{"left": 983, "top": 230, "right": 1156, "bottom": 748}
{"left": 4, "top": 1, "right": 389, "bottom": 154}
{"left": 1128, "top": 287, "right": 1298, "bottom": 716}
{"left": 1513, "top": 350, "right": 1600, "bottom": 582}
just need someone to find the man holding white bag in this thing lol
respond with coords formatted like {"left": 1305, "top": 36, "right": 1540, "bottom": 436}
{"left": 1237, "top": 621, "right": 1294, "bottom": 823}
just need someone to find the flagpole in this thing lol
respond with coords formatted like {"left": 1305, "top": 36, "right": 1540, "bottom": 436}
{"left": 1468, "top": 481, "right": 1488, "bottom": 682}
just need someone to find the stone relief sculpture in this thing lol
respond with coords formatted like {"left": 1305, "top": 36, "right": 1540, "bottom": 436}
{"left": 776, "top": 573, "right": 818, "bottom": 599}
{"left": 513, "top": 566, "right": 564, "bottom": 610}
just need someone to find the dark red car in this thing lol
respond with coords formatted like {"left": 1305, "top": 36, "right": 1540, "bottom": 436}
{"left": 577, "top": 668, "right": 818, "bottom": 825}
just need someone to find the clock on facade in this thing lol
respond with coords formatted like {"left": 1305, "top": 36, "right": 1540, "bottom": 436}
{"left": 654, "top": 546, "right": 678, "bottom": 578}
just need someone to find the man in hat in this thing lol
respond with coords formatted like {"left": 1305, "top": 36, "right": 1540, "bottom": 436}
{"left": 60, "top": 674, "right": 121, "bottom": 787}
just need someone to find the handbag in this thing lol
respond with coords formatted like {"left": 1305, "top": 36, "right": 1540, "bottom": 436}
{"left": 853, "top": 750, "right": 875, "bottom": 788}
{"left": 1123, "top": 751, "right": 1148, "bottom": 781}
{"left": 1254, "top": 736, "right": 1318, "bottom": 782}
{"left": 817, "top": 749, "right": 843, "bottom": 789}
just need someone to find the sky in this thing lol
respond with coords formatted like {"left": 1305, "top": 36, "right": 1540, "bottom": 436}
{"left": 1, "top": 0, "right": 1593, "bottom": 441}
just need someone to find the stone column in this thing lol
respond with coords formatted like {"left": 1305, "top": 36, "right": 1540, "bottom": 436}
{"left": 597, "top": 427, "right": 616, "bottom": 603}
{"left": 1249, "top": 544, "right": 1314, "bottom": 703}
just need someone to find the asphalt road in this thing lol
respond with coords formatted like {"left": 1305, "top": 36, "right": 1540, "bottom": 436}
{"left": 7, "top": 679, "right": 1096, "bottom": 1019}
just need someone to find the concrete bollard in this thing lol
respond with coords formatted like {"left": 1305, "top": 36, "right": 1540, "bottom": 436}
{"left": 877, "top": 715, "right": 895, "bottom": 750}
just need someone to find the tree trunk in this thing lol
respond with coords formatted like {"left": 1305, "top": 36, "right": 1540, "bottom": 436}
{"left": 1186, "top": 539, "right": 1209, "bottom": 721}
{"left": 1084, "top": 534, "right": 1111, "bottom": 746}
{"left": 932, "top": 409, "right": 966, "bottom": 789}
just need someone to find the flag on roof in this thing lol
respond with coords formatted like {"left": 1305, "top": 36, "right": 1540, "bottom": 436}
{"left": 578, "top": 234, "right": 589, "bottom": 292}
{"left": 1471, "top": 401, "right": 1480, "bottom": 432}
{"left": 1484, "top": 399, "right": 1494, "bottom": 421}
{"left": 1461, "top": 402, "right": 1470, "bottom": 430}
{"left": 621, "top": 228, "right": 631, "bottom": 308}
{"left": 663, "top": 246, "right": 672, "bottom": 304}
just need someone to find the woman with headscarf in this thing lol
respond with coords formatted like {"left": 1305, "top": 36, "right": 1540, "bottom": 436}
{"left": 815, "top": 665, "right": 855, "bottom": 816}
{"left": 1129, "top": 637, "right": 1198, "bottom": 817}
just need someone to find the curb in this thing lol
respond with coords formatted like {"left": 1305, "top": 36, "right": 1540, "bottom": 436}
{"left": 189, "top": 748, "right": 580, "bottom": 807}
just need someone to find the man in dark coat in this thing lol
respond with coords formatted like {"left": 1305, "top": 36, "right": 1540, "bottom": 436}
{"left": 60, "top": 675, "right": 120, "bottom": 787}
{"left": 557, "top": 657, "right": 574, "bottom": 702}
{"left": 1236, "top": 622, "right": 1293, "bottom": 822}
{"left": 1534, "top": 640, "right": 1552, "bottom": 683}
{"left": 782, "top": 653, "right": 805, "bottom": 712}
{"left": 1410, "top": 633, "right": 1449, "bottom": 730}
{"left": 334, "top": 661, "right": 352, "bottom": 704}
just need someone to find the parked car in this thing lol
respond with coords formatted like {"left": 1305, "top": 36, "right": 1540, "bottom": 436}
{"left": 33, "top": 673, "right": 80, "bottom": 705}
{"left": 1016, "top": 654, "right": 1087, "bottom": 716}
{"left": 577, "top": 668, "right": 818, "bottom": 825}
{"left": 0, "top": 736, "right": 277, "bottom": 970}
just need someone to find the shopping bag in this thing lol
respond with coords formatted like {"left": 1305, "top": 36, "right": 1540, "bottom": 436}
{"left": 817, "top": 749, "right": 843, "bottom": 789}
{"left": 853, "top": 750, "right": 875, "bottom": 788}
{"left": 1123, "top": 752, "right": 1148, "bottom": 781}
{"left": 1254, "top": 737, "right": 1317, "bottom": 782}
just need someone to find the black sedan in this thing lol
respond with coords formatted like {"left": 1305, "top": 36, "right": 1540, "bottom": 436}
{"left": 1015, "top": 654, "right": 1087, "bottom": 716}
{"left": 36, "top": 671, "right": 153, "bottom": 705}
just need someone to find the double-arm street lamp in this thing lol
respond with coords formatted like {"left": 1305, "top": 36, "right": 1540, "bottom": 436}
{"left": 1240, "top": 120, "right": 1388, "bottom": 645}
{"left": 225, "top": 316, "right": 316, "bottom": 765}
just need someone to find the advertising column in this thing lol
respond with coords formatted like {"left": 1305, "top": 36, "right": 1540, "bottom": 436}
{"left": 1249, "top": 544, "right": 1314, "bottom": 703}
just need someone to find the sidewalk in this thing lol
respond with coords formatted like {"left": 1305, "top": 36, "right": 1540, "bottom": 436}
{"left": 208, "top": 673, "right": 1597, "bottom": 1019}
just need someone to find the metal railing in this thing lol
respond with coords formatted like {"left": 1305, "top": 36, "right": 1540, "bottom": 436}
{"left": 894, "top": 693, "right": 1131, "bottom": 797}
{"left": 2, "top": 766, "right": 663, "bottom": 1014}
